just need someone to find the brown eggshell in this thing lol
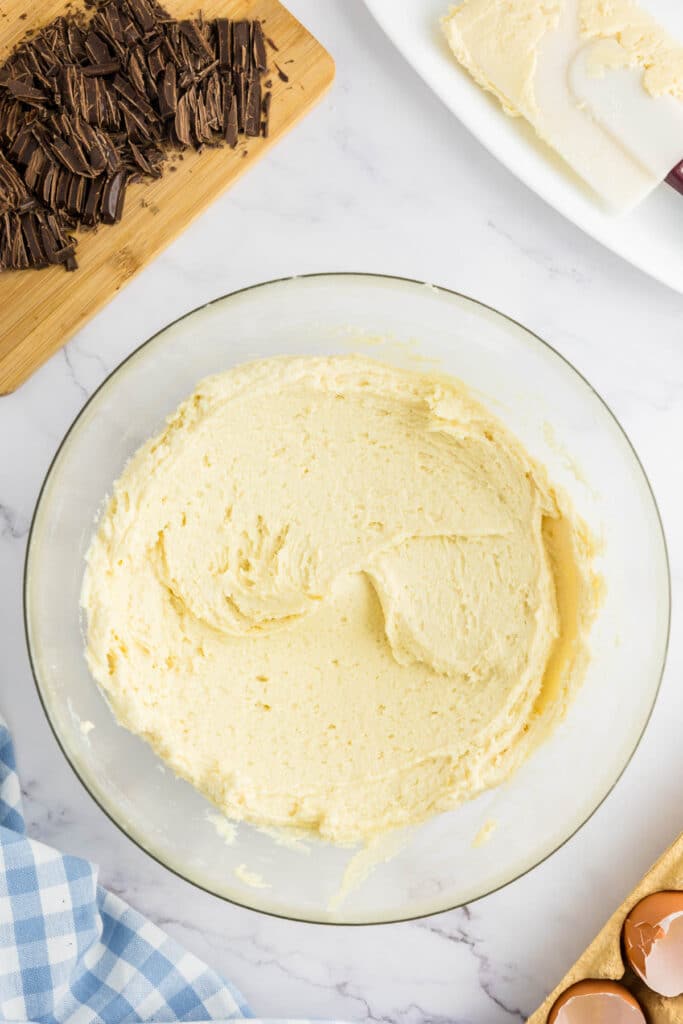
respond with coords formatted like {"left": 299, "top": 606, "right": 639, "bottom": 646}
{"left": 547, "top": 979, "right": 646, "bottom": 1023}
{"left": 623, "top": 890, "right": 683, "bottom": 997}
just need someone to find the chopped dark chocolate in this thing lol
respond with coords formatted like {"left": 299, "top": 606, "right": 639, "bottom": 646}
{"left": 0, "top": 0, "right": 272, "bottom": 272}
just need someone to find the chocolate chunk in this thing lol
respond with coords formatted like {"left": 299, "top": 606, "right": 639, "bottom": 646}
{"left": 85, "top": 31, "right": 113, "bottom": 65}
{"left": 39, "top": 220, "right": 61, "bottom": 263}
{"left": 174, "top": 89, "right": 192, "bottom": 147}
{"left": 82, "top": 60, "right": 121, "bottom": 77}
{"left": 224, "top": 89, "right": 237, "bottom": 148}
{"left": 158, "top": 60, "right": 177, "bottom": 119}
{"left": 122, "top": 15, "right": 141, "bottom": 47}
{"left": 22, "top": 212, "right": 47, "bottom": 266}
{"left": 39, "top": 163, "right": 57, "bottom": 207}
{"left": 23, "top": 145, "right": 46, "bottom": 191}
{"left": 245, "top": 79, "right": 261, "bottom": 137}
{"left": 52, "top": 136, "right": 94, "bottom": 177}
{"left": 217, "top": 19, "right": 230, "bottom": 70}
{"left": 232, "top": 21, "right": 250, "bottom": 71}
{"left": 66, "top": 173, "right": 87, "bottom": 216}
{"left": 204, "top": 71, "right": 222, "bottom": 131}
{"left": 82, "top": 174, "right": 104, "bottom": 225}
{"left": 179, "top": 19, "right": 213, "bottom": 60}
{"left": 68, "top": 23, "right": 87, "bottom": 61}
{"left": 100, "top": 168, "right": 127, "bottom": 223}
{"left": 253, "top": 22, "right": 267, "bottom": 72}
{"left": 194, "top": 89, "right": 211, "bottom": 144}
{"left": 4, "top": 214, "right": 29, "bottom": 269}
{"left": 6, "top": 78, "right": 48, "bottom": 104}
{"left": 261, "top": 90, "right": 271, "bottom": 138}
{"left": 235, "top": 70, "right": 246, "bottom": 131}
{"left": 112, "top": 73, "right": 154, "bottom": 119}
{"left": 128, "top": 0, "right": 156, "bottom": 35}
{"left": 120, "top": 99, "right": 155, "bottom": 143}
{"left": 129, "top": 139, "right": 156, "bottom": 175}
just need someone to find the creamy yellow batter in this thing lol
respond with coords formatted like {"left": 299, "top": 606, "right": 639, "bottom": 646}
{"left": 82, "top": 356, "right": 595, "bottom": 844}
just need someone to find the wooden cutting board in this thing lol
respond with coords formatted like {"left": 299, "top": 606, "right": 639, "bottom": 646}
{"left": 0, "top": 0, "right": 334, "bottom": 393}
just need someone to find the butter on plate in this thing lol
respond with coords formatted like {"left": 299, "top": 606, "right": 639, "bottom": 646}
{"left": 441, "top": 0, "right": 683, "bottom": 210}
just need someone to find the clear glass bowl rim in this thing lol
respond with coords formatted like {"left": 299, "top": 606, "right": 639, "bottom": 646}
{"left": 23, "top": 271, "right": 672, "bottom": 927}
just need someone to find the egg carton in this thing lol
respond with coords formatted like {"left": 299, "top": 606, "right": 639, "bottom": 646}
{"left": 528, "top": 832, "right": 683, "bottom": 1023}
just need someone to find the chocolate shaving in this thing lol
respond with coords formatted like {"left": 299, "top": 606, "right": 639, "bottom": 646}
{"left": 0, "top": 0, "right": 272, "bottom": 272}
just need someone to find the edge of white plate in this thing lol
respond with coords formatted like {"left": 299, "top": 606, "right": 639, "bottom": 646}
{"left": 363, "top": 0, "right": 683, "bottom": 295}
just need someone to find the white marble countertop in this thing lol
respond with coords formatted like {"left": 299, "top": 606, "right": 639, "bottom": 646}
{"left": 2, "top": 3, "right": 682, "bottom": 1022}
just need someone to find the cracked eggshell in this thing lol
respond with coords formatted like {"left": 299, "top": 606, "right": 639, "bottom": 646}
{"left": 623, "top": 891, "right": 683, "bottom": 998}
{"left": 547, "top": 979, "right": 646, "bottom": 1024}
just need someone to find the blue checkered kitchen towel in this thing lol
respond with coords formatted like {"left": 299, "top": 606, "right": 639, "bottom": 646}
{"left": 0, "top": 717, "right": 332, "bottom": 1024}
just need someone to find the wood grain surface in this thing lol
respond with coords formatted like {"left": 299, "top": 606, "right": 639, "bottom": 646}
{"left": 0, "top": 0, "right": 334, "bottom": 393}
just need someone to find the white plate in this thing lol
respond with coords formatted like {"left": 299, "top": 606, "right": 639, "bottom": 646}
{"left": 363, "top": 0, "right": 683, "bottom": 293}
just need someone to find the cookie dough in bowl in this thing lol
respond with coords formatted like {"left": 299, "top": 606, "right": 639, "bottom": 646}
{"left": 81, "top": 354, "right": 597, "bottom": 844}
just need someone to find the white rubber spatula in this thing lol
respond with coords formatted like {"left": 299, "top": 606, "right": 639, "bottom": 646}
{"left": 569, "top": 0, "right": 683, "bottom": 203}
{"left": 442, "top": 0, "right": 683, "bottom": 210}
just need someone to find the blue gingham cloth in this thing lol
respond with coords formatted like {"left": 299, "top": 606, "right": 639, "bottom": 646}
{"left": 0, "top": 716, "right": 326, "bottom": 1024}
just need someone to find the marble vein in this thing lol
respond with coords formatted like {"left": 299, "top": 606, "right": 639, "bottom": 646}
{"left": 0, "top": 502, "right": 28, "bottom": 540}
{"left": 417, "top": 913, "right": 527, "bottom": 1022}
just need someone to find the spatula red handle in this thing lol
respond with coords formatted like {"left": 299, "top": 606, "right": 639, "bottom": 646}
{"left": 667, "top": 161, "right": 683, "bottom": 195}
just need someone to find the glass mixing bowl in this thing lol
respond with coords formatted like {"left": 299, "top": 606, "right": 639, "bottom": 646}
{"left": 25, "top": 274, "right": 670, "bottom": 924}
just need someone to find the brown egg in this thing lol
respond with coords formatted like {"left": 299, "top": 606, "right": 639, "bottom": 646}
{"left": 623, "top": 890, "right": 683, "bottom": 997}
{"left": 547, "top": 979, "right": 646, "bottom": 1023}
